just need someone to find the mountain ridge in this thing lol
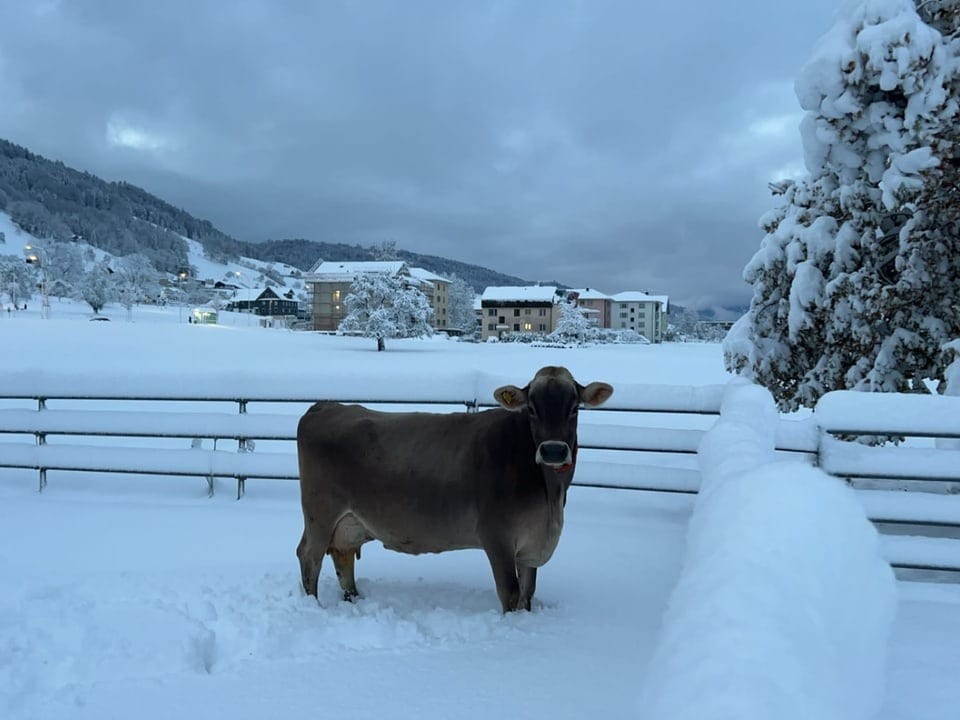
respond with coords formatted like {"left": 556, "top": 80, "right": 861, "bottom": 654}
{"left": 0, "top": 137, "right": 534, "bottom": 291}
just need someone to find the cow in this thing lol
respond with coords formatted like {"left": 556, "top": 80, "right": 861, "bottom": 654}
{"left": 295, "top": 365, "right": 613, "bottom": 613}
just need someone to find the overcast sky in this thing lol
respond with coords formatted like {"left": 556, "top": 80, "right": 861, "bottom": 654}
{"left": 0, "top": 1, "right": 842, "bottom": 309}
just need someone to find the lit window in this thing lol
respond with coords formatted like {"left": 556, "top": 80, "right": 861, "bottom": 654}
{"left": 523, "top": 322, "right": 532, "bottom": 331}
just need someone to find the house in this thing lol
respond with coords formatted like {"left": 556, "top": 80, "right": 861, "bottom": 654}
{"left": 408, "top": 267, "right": 451, "bottom": 331}
{"left": 303, "top": 261, "right": 410, "bottom": 331}
{"left": 568, "top": 288, "right": 612, "bottom": 329}
{"left": 480, "top": 286, "right": 566, "bottom": 341}
{"left": 610, "top": 291, "right": 669, "bottom": 342}
{"left": 225, "top": 287, "right": 299, "bottom": 317}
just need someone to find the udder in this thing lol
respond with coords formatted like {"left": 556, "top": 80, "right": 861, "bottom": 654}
{"left": 329, "top": 513, "right": 374, "bottom": 553}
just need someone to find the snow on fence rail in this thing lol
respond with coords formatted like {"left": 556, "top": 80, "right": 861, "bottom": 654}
{"left": 1, "top": 374, "right": 784, "bottom": 498}
{"left": 813, "top": 389, "right": 960, "bottom": 577}
{"left": 0, "top": 373, "right": 958, "bottom": 576}
{"left": 640, "top": 383, "right": 896, "bottom": 720}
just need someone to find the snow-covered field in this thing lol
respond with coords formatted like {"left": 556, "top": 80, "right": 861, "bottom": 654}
{"left": 1, "top": 302, "right": 959, "bottom": 719}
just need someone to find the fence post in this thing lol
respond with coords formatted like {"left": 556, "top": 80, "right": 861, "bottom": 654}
{"left": 36, "top": 431, "right": 47, "bottom": 492}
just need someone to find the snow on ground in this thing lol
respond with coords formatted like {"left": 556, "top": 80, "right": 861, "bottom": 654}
{"left": 1, "top": 302, "right": 959, "bottom": 719}
{"left": 0, "top": 210, "right": 303, "bottom": 299}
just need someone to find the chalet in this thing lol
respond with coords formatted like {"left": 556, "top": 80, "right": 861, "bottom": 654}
{"left": 225, "top": 287, "right": 299, "bottom": 317}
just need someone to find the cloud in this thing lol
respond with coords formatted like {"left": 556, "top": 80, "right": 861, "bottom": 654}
{"left": 0, "top": 0, "right": 841, "bottom": 309}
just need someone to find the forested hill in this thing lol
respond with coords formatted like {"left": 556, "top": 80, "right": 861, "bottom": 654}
{"left": 244, "top": 238, "right": 544, "bottom": 291}
{"left": 0, "top": 138, "right": 532, "bottom": 290}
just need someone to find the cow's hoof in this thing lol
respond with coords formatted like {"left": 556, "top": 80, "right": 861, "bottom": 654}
{"left": 342, "top": 590, "right": 359, "bottom": 603}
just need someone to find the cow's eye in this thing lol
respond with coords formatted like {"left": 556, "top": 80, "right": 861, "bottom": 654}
{"left": 569, "top": 405, "right": 579, "bottom": 417}
{"left": 527, "top": 404, "right": 539, "bottom": 418}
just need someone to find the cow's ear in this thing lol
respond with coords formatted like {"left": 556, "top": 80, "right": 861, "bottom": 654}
{"left": 494, "top": 384, "right": 528, "bottom": 411}
{"left": 580, "top": 382, "right": 613, "bottom": 407}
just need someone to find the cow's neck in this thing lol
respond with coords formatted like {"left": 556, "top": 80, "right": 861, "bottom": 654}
{"left": 539, "top": 448, "right": 575, "bottom": 509}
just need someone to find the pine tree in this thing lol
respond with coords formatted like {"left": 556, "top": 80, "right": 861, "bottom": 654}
{"left": 339, "top": 272, "right": 434, "bottom": 351}
{"left": 549, "top": 300, "right": 595, "bottom": 345}
{"left": 727, "top": 0, "right": 960, "bottom": 411}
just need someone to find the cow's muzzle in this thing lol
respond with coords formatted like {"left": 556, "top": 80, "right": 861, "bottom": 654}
{"left": 536, "top": 441, "right": 573, "bottom": 468}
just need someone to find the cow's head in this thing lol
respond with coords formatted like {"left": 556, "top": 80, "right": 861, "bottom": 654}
{"left": 494, "top": 366, "right": 613, "bottom": 471}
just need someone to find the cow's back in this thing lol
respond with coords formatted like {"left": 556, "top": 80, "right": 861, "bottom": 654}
{"left": 296, "top": 402, "right": 531, "bottom": 553}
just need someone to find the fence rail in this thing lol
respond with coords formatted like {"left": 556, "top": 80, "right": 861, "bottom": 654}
{"left": 1, "top": 383, "right": 958, "bottom": 578}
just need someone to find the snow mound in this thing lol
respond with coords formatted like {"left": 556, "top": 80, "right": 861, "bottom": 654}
{"left": 639, "top": 381, "right": 897, "bottom": 720}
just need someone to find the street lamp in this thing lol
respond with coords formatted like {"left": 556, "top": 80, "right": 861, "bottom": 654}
{"left": 178, "top": 270, "right": 188, "bottom": 322}
{"left": 24, "top": 243, "right": 50, "bottom": 320}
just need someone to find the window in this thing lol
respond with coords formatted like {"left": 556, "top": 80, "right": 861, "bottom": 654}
{"left": 538, "top": 308, "right": 547, "bottom": 316}
{"left": 499, "top": 316, "right": 505, "bottom": 324}
{"left": 630, "top": 307, "right": 635, "bottom": 313}
{"left": 513, "top": 308, "right": 520, "bottom": 316}
{"left": 488, "top": 308, "right": 495, "bottom": 316}
{"left": 513, "top": 323, "right": 520, "bottom": 331}
{"left": 620, "top": 312, "right": 627, "bottom": 319}
{"left": 523, "top": 322, "right": 532, "bottom": 331}
{"left": 488, "top": 323, "right": 495, "bottom": 330}
{"left": 524, "top": 308, "right": 531, "bottom": 315}
{"left": 332, "top": 290, "right": 341, "bottom": 302}
{"left": 539, "top": 323, "right": 547, "bottom": 332}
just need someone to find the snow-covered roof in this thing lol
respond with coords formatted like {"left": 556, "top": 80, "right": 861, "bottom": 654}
{"left": 230, "top": 288, "right": 266, "bottom": 303}
{"left": 307, "top": 261, "right": 407, "bottom": 282}
{"left": 571, "top": 288, "right": 613, "bottom": 301}
{"left": 481, "top": 286, "right": 560, "bottom": 303}
{"left": 409, "top": 267, "right": 449, "bottom": 284}
{"left": 612, "top": 291, "right": 669, "bottom": 307}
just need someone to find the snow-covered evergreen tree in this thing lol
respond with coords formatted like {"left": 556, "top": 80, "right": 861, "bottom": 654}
{"left": 446, "top": 275, "right": 478, "bottom": 337}
{"left": 339, "top": 272, "right": 433, "bottom": 351}
{"left": 549, "top": 300, "right": 595, "bottom": 345}
{"left": 727, "top": 0, "right": 960, "bottom": 411}
{"left": 80, "top": 259, "right": 116, "bottom": 315}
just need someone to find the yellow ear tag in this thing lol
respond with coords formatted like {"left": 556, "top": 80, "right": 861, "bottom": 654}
{"left": 502, "top": 390, "right": 514, "bottom": 406}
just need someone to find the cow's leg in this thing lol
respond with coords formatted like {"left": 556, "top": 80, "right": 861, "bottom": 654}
{"left": 483, "top": 540, "right": 521, "bottom": 613}
{"left": 330, "top": 548, "right": 360, "bottom": 602}
{"left": 517, "top": 565, "right": 537, "bottom": 611}
{"left": 296, "top": 512, "right": 337, "bottom": 597}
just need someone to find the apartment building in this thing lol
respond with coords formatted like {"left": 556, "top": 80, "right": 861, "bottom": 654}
{"left": 303, "top": 260, "right": 452, "bottom": 332}
{"left": 479, "top": 286, "right": 565, "bottom": 341}
{"left": 610, "top": 291, "right": 669, "bottom": 342}
{"left": 408, "top": 267, "right": 451, "bottom": 331}
{"left": 568, "top": 288, "right": 612, "bottom": 329}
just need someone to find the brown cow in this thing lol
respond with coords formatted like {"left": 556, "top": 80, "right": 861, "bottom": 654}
{"left": 295, "top": 365, "right": 613, "bottom": 613}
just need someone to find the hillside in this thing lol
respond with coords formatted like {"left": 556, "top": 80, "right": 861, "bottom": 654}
{"left": 0, "top": 138, "right": 531, "bottom": 291}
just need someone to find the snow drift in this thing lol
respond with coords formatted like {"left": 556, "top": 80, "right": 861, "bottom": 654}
{"left": 639, "top": 381, "right": 897, "bottom": 720}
